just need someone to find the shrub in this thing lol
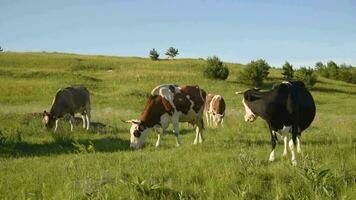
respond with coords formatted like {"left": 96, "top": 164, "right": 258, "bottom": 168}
{"left": 282, "top": 61, "right": 294, "bottom": 80}
{"left": 165, "top": 47, "right": 179, "bottom": 59}
{"left": 149, "top": 48, "right": 159, "bottom": 61}
{"left": 204, "top": 56, "right": 229, "bottom": 80}
{"left": 239, "top": 59, "right": 270, "bottom": 87}
{"left": 326, "top": 61, "right": 339, "bottom": 79}
{"left": 295, "top": 67, "right": 317, "bottom": 87}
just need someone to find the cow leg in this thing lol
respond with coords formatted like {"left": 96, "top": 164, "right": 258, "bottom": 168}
{"left": 54, "top": 119, "right": 59, "bottom": 132}
{"left": 205, "top": 112, "right": 210, "bottom": 127}
{"left": 85, "top": 110, "right": 91, "bottom": 130}
{"left": 282, "top": 135, "right": 288, "bottom": 156}
{"left": 297, "top": 137, "right": 301, "bottom": 153}
{"left": 220, "top": 117, "right": 224, "bottom": 127}
{"left": 172, "top": 120, "right": 181, "bottom": 147}
{"left": 198, "top": 118, "right": 204, "bottom": 143}
{"left": 81, "top": 114, "right": 86, "bottom": 129}
{"left": 268, "top": 124, "right": 277, "bottom": 162}
{"left": 155, "top": 128, "right": 163, "bottom": 148}
{"left": 69, "top": 115, "right": 75, "bottom": 132}
{"left": 289, "top": 127, "right": 298, "bottom": 166}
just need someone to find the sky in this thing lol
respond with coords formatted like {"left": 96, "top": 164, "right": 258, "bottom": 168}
{"left": 1, "top": 0, "right": 356, "bottom": 67}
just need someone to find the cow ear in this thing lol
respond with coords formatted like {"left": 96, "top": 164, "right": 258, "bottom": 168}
{"left": 139, "top": 124, "right": 145, "bottom": 130}
{"left": 43, "top": 110, "right": 48, "bottom": 116}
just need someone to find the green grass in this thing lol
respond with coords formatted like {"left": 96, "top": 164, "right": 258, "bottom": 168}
{"left": 0, "top": 52, "right": 355, "bottom": 199}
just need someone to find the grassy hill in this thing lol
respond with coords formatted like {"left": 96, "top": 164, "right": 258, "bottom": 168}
{"left": 0, "top": 52, "right": 355, "bottom": 199}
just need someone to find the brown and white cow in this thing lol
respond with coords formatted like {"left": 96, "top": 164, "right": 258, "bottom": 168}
{"left": 43, "top": 86, "right": 91, "bottom": 132}
{"left": 125, "top": 84, "right": 206, "bottom": 149}
{"left": 204, "top": 94, "right": 226, "bottom": 127}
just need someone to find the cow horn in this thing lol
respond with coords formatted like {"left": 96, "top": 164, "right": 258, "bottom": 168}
{"left": 235, "top": 91, "right": 244, "bottom": 95}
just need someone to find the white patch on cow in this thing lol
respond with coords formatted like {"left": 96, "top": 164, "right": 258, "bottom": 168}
{"left": 43, "top": 115, "right": 49, "bottom": 124}
{"left": 155, "top": 133, "right": 162, "bottom": 148}
{"left": 85, "top": 114, "right": 90, "bottom": 130}
{"left": 289, "top": 139, "right": 297, "bottom": 166}
{"left": 269, "top": 149, "right": 275, "bottom": 161}
{"left": 297, "top": 137, "right": 301, "bottom": 153}
{"left": 280, "top": 126, "right": 291, "bottom": 133}
{"left": 242, "top": 99, "right": 257, "bottom": 122}
{"left": 54, "top": 119, "right": 59, "bottom": 132}
{"left": 81, "top": 115, "right": 86, "bottom": 128}
{"left": 282, "top": 136, "right": 288, "bottom": 156}
{"left": 129, "top": 122, "right": 150, "bottom": 149}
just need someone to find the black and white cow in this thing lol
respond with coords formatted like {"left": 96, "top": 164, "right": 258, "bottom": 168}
{"left": 43, "top": 86, "right": 91, "bottom": 132}
{"left": 125, "top": 84, "right": 206, "bottom": 149}
{"left": 236, "top": 81, "right": 316, "bottom": 165}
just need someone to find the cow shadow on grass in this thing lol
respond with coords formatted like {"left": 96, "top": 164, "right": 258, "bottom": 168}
{"left": 0, "top": 137, "right": 131, "bottom": 158}
{"left": 236, "top": 138, "right": 338, "bottom": 147}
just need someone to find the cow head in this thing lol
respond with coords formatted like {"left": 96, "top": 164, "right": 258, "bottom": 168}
{"left": 42, "top": 110, "right": 57, "bottom": 128}
{"left": 236, "top": 89, "right": 260, "bottom": 122}
{"left": 124, "top": 119, "right": 150, "bottom": 149}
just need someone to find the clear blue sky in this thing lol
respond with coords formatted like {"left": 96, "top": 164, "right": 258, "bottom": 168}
{"left": 1, "top": 0, "right": 356, "bottom": 67}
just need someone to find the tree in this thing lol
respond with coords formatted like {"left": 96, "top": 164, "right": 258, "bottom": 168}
{"left": 0, "top": 46, "right": 3, "bottom": 52}
{"left": 295, "top": 67, "right": 317, "bottom": 87}
{"left": 315, "top": 61, "right": 328, "bottom": 77}
{"left": 281, "top": 61, "right": 294, "bottom": 80}
{"left": 204, "top": 56, "right": 229, "bottom": 80}
{"left": 239, "top": 59, "right": 270, "bottom": 87}
{"left": 165, "top": 47, "right": 179, "bottom": 59}
{"left": 149, "top": 48, "right": 159, "bottom": 61}
{"left": 326, "top": 61, "right": 339, "bottom": 79}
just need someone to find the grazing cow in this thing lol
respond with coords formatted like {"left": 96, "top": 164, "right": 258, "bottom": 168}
{"left": 204, "top": 94, "right": 226, "bottom": 127}
{"left": 236, "top": 81, "right": 315, "bottom": 166}
{"left": 43, "top": 86, "right": 91, "bottom": 132}
{"left": 125, "top": 84, "right": 206, "bottom": 149}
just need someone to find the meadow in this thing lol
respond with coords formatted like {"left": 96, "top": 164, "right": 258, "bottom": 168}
{"left": 0, "top": 52, "right": 355, "bottom": 199}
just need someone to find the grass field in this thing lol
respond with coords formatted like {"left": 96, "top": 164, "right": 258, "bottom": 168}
{"left": 0, "top": 52, "right": 355, "bottom": 199}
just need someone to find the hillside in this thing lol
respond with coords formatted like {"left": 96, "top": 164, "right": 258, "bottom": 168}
{"left": 0, "top": 52, "right": 355, "bottom": 199}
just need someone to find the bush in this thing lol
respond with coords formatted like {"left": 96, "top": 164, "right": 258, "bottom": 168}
{"left": 282, "top": 61, "right": 294, "bottom": 80}
{"left": 295, "top": 67, "right": 317, "bottom": 87}
{"left": 326, "top": 61, "right": 339, "bottom": 79}
{"left": 204, "top": 56, "right": 229, "bottom": 80}
{"left": 239, "top": 59, "right": 270, "bottom": 87}
{"left": 149, "top": 48, "right": 159, "bottom": 61}
{"left": 165, "top": 47, "right": 179, "bottom": 59}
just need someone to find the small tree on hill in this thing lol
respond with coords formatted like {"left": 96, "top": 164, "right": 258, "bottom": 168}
{"left": 295, "top": 67, "right": 317, "bottom": 87}
{"left": 0, "top": 46, "right": 3, "bottom": 52}
{"left": 315, "top": 61, "right": 328, "bottom": 77}
{"left": 282, "top": 61, "right": 294, "bottom": 80}
{"left": 239, "top": 59, "right": 270, "bottom": 87}
{"left": 204, "top": 56, "right": 229, "bottom": 80}
{"left": 165, "top": 47, "right": 179, "bottom": 59}
{"left": 149, "top": 48, "right": 159, "bottom": 61}
{"left": 326, "top": 61, "right": 339, "bottom": 79}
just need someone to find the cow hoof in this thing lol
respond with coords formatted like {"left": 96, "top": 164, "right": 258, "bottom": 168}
{"left": 176, "top": 143, "right": 180, "bottom": 147}
{"left": 282, "top": 152, "right": 287, "bottom": 157}
{"left": 193, "top": 140, "right": 198, "bottom": 145}
{"left": 268, "top": 157, "right": 275, "bottom": 162}
{"left": 291, "top": 160, "right": 297, "bottom": 166}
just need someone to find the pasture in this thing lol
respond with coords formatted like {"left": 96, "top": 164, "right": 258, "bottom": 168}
{"left": 0, "top": 52, "right": 355, "bottom": 199}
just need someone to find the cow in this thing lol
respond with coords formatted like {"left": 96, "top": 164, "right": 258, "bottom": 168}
{"left": 43, "top": 86, "right": 91, "bottom": 132}
{"left": 204, "top": 94, "right": 226, "bottom": 127}
{"left": 236, "top": 81, "right": 316, "bottom": 166}
{"left": 125, "top": 84, "right": 206, "bottom": 149}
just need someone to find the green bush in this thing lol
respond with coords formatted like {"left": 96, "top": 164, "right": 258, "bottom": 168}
{"left": 204, "top": 56, "right": 229, "bottom": 80}
{"left": 239, "top": 59, "right": 270, "bottom": 87}
{"left": 295, "top": 67, "right": 317, "bottom": 87}
{"left": 149, "top": 48, "right": 159, "bottom": 61}
{"left": 282, "top": 61, "right": 294, "bottom": 80}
